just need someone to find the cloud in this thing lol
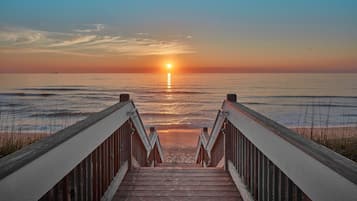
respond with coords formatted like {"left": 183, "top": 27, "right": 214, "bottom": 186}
{"left": 50, "top": 35, "right": 97, "bottom": 47}
{"left": 136, "top": 32, "right": 149, "bottom": 36}
{"left": 0, "top": 26, "right": 195, "bottom": 57}
{"left": 0, "top": 27, "right": 44, "bottom": 44}
{"left": 73, "top": 24, "right": 104, "bottom": 33}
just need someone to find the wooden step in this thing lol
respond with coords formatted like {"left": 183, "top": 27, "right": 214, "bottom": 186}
{"left": 120, "top": 180, "right": 235, "bottom": 186}
{"left": 114, "top": 196, "right": 240, "bottom": 201}
{"left": 132, "top": 167, "right": 224, "bottom": 172}
{"left": 119, "top": 185, "right": 238, "bottom": 191}
{"left": 126, "top": 172, "right": 228, "bottom": 177}
{"left": 123, "top": 176, "right": 232, "bottom": 181}
{"left": 156, "top": 162, "right": 202, "bottom": 167}
{"left": 113, "top": 166, "right": 242, "bottom": 201}
{"left": 116, "top": 190, "right": 241, "bottom": 197}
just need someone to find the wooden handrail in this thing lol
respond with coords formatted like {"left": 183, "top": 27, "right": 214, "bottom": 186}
{"left": 195, "top": 108, "right": 227, "bottom": 167}
{"left": 194, "top": 127, "right": 210, "bottom": 166}
{"left": 148, "top": 127, "right": 164, "bottom": 166}
{"left": 196, "top": 94, "right": 357, "bottom": 201}
{"left": 0, "top": 94, "right": 163, "bottom": 201}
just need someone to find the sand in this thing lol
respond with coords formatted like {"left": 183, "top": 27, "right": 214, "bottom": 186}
{"left": 157, "top": 129, "right": 201, "bottom": 164}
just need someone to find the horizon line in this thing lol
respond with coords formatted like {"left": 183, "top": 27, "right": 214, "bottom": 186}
{"left": 1, "top": 67, "right": 357, "bottom": 74}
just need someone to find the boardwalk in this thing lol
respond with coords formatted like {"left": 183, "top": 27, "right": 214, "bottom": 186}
{"left": 114, "top": 166, "right": 242, "bottom": 201}
{"left": 0, "top": 94, "right": 356, "bottom": 201}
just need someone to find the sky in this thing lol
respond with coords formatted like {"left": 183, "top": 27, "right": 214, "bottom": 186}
{"left": 0, "top": 0, "right": 356, "bottom": 73}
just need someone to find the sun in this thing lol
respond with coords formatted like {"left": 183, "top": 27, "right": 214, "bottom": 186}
{"left": 166, "top": 63, "right": 172, "bottom": 70}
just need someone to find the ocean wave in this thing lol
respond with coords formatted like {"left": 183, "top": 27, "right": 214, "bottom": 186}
{"left": 341, "top": 114, "right": 357, "bottom": 117}
{"left": 67, "top": 95, "right": 116, "bottom": 101}
{"left": 30, "top": 112, "right": 94, "bottom": 118}
{"left": 240, "top": 102, "right": 270, "bottom": 105}
{"left": 19, "top": 87, "right": 119, "bottom": 93}
{"left": 242, "top": 102, "right": 357, "bottom": 108}
{"left": 0, "top": 92, "right": 57, "bottom": 97}
{"left": 248, "top": 95, "right": 357, "bottom": 99}
{"left": 141, "top": 112, "right": 202, "bottom": 117}
{"left": 20, "top": 87, "right": 89, "bottom": 91}
{"left": 148, "top": 91, "right": 209, "bottom": 94}
{"left": 152, "top": 124, "right": 198, "bottom": 130}
{"left": 0, "top": 102, "right": 26, "bottom": 107}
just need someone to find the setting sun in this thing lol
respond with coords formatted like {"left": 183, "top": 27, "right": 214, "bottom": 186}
{"left": 166, "top": 63, "right": 172, "bottom": 70}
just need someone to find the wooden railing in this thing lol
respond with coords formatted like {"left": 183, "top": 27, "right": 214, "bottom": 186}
{"left": 147, "top": 127, "right": 164, "bottom": 167}
{"left": 196, "top": 94, "right": 357, "bottom": 201}
{"left": 0, "top": 94, "right": 163, "bottom": 201}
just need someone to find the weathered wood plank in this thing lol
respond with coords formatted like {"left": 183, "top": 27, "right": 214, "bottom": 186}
{"left": 131, "top": 167, "right": 224, "bottom": 172}
{"left": 116, "top": 190, "right": 241, "bottom": 197}
{"left": 123, "top": 176, "right": 232, "bottom": 181}
{"left": 114, "top": 196, "right": 242, "bottom": 201}
{"left": 119, "top": 185, "right": 238, "bottom": 191}
{"left": 126, "top": 172, "right": 228, "bottom": 177}
{"left": 121, "top": 180, "right": 235, "bottom": 186}
{"left": 116, "top": 166, "right": 242, "bottom": 201}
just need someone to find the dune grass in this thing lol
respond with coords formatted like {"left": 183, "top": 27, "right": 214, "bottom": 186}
{"left": 294, "top": 127, "right": 357, "bottom": 162}
{"left": 0, "top": 133, "right": 48, "bottom": 158}
{"left": 293, "top": 100, "right": 357, "bottom": 162}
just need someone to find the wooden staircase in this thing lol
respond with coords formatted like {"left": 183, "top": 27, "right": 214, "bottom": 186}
{"left": 113, "top": 166, "right": 242, "bottom": 201}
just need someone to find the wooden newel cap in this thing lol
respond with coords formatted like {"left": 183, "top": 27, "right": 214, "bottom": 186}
{"left": 120, "top": 94, "right": 130, "bottom": 102}
{"left": 203, "top": 127, "right": 208, "bottom": 132}
{"left": 227, "top": 94, "right": 237, "bottom": 102}
{"left": 150, "top": 127, "right": 156, "bottom": 133}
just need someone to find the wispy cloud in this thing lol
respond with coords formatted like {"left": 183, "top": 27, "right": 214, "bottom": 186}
{"left": 136, "top": 32, "right": 149, "bottom": 36}
{"left": 0, "top": 25, "right": 195, "bottom": 57}
{"left": 0, "top": 27, "right": 45, "bottom": 44}
{"left": 50, "top": 35, "right": 97, "bottom": 47}
{"left": 73, "top": 24, "right": 104, "bottom": 33}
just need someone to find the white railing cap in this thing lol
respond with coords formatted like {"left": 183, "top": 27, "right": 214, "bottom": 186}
{"left": 0, "top": 101, "right": 129, "bottom": 180}
{"left": 226, "top": 100, "right": 357, "bottom": 185}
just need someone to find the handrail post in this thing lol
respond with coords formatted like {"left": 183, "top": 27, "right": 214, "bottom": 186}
{"left": 202, "top": 127, "right": 208, "bottom": 167}
{"left": 225, "top": 93, "right": 236, "bottom": 170}
{"left": 149, "top": 127, "right": 156, "bottom": 166}
{"left": 227, "top": 93, "right": 237, "bottom": 102}
{"left": 120, "top": 93, "right": 130, "bottom": 102}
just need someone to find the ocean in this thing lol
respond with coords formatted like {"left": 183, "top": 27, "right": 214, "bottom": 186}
{"left": 0, "top": 73, "right": 357, "bottom": 134}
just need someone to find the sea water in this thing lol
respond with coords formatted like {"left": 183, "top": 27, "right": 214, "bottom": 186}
{"left": 0, "top": 73, "right": 356, "bottom": 133}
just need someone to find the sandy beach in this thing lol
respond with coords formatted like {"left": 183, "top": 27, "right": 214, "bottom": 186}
{"left": 157, "top": 129, "right": 201, "bottom": 164}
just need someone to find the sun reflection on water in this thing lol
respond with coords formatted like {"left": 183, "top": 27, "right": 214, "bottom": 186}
{"left": 167, "top": 72, "right": 172, "bottom": 90}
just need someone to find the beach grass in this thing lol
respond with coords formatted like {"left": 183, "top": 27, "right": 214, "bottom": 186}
{"left": 293, "top": 127, "right": 357, "bottom": 162}
{"left": 0, "top": 133, "right": 48, "bottom": 158}
{"left": 325, "top": 137, "right": 357, "bottom": 162}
